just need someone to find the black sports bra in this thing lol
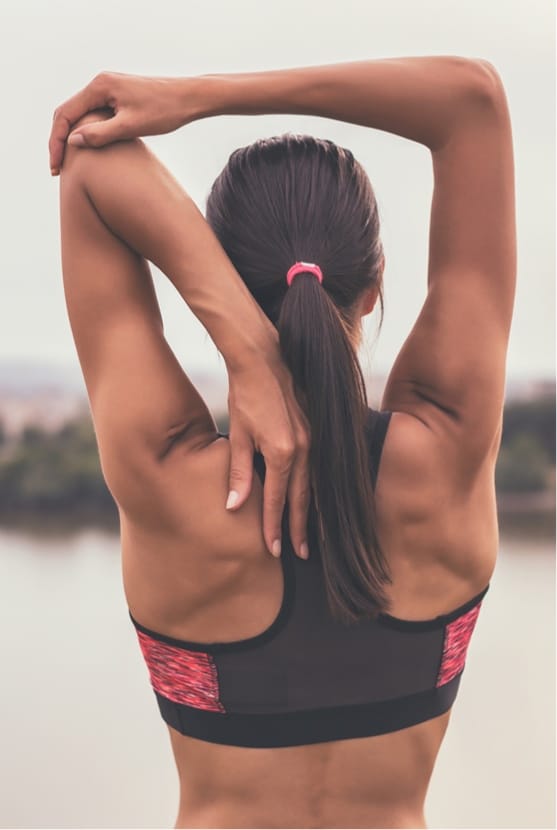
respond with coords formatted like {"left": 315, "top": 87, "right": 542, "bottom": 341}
{"left": 129, "top": 409, "right": 489, "bottom": 748}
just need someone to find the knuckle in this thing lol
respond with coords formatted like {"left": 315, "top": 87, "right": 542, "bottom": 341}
{"left": 228, "top": 465, "right": 246, "bottom": 483}
{"left": 277, "top": 433, "right": 297, "bottom": 456}
{"left": 52, "top": 105, "right": 69, "bottom": 127}
{"left": 92, "top": 71, "right": 111, "bottom": 94}
{"left": 270, "top": 443, "right": 295, "bottom": 470}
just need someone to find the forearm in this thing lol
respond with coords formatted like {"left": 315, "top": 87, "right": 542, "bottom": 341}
{"left": 134, "top": 188, "right": 280, "bottom": 371}
{"left": 69, "top": 114, "right": 278, "bottom": 371}
{"left": 192, "top": 56, "right": 494, "bottom": 152}
{"left": 136, "top": 179, "right": 279, "bottom": 371}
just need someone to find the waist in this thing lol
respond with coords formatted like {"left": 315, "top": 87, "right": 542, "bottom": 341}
{"left": 170, "top": 711, "right": 449, "bottom": 828}
{"left": 176, "top": 802, "right": 427, "bottom": 830}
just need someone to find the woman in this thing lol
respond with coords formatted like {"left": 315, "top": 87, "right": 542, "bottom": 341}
{"left": 51, "top": 56, "right": 515, "bottom": 829}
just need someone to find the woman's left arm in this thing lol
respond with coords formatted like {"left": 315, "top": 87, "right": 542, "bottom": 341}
{"left": 58, "top": 110, "right": 310, "bottom": 558}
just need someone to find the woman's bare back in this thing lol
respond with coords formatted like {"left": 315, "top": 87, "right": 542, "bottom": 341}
{"left": 122, "top": 410, "right": 499, "bottom": 828}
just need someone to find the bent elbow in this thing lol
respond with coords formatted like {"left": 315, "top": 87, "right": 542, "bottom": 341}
{"left": 467, "top": 58, "right": 508, "bottom": 108}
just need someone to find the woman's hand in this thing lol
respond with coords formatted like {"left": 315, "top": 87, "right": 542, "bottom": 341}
{"left": 227, "top": 350, "right": 311, "bottom": 561}
{"left": 49, "top": 72, "right": 204, "bottom": 175}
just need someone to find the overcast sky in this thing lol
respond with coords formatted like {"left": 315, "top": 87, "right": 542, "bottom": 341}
{"left": 0, "top": 0, "right": 554, "bottom": 385}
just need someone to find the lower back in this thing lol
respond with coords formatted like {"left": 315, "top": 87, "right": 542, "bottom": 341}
{"left": 170, "top": 712, "right": 450, "bottom": 828}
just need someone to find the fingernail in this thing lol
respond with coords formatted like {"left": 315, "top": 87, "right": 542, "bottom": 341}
{"left": 300, "top": 542, "right": 309, "bottom": 560}
{"left": 68, "top": 133, "right": 85, "bottom": 147}
{"left": 272, "top": 539, "right": 281, "bottom": 558}
{"left": 50, "top": 168, "right": 59, "bottom": 176}
{"left": 226, "top": 490, "right": 239, "bottom": 510}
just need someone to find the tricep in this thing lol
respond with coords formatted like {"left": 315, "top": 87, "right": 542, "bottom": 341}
{"left": 383, "top": 62, "right": 516, "bottom": 466}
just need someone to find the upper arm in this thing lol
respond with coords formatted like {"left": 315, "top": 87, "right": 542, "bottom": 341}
{"left": 59, "top": 113, "right": 216, "bottom": 514}
{"left": 382, "top": 62, "right": 516, "bottom": 463}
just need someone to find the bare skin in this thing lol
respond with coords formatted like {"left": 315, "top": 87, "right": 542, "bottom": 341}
{"left": 57, "top": 57, "right": 515, "bottom": 828}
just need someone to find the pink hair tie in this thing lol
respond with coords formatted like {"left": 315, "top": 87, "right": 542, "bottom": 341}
{"left": 286, "top": 261, "right": 323, "bottom": 287}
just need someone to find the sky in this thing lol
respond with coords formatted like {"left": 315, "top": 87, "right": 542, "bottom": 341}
{"left": 0, "top": 0, "right": 554, "bottom": 385}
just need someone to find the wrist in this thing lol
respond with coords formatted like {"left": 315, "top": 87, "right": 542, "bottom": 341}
{"left": 169, "top": 75, "right": 221, "bottom": 124}
{"left": 180, "top": 74, "right": 238, "bottom": 121}
{"left": 221, "top": 317, "right": 281, "bottom": 376}
{"left": 192, "top": 71, "right": 293, "bottom": 119}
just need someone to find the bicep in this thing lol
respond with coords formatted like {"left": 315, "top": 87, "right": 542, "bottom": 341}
{"left": 59, "top": 131, "right": 214, "bottom": 510}
{"left": 383, "top": 64, "right": 516, "bottom": 458}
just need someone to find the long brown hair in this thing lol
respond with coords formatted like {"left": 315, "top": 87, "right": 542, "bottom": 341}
{"left": 205, "top": 134, "right": 390, "bottom": 624}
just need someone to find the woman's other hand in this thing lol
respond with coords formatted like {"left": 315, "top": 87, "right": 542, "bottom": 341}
{"left": 49, "top": 72, "right": 204, "bottom": 175}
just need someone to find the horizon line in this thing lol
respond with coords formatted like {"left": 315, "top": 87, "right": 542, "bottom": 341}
{"left": 0, "top": 357, "right": 554, "bottom": 385}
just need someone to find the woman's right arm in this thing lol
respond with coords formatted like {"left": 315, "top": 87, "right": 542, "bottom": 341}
{"left": 200, "top": 57, "right": 515, "bottom": 467}
{"left": 199, "top": 56, "right": 492, "bottom": 151}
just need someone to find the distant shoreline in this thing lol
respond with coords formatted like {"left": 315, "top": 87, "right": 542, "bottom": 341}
{"left": 1, "top": 502, "right": 553, "bottom": 542}
{"left": 0, "top": 507, "right": 119, "bottom": 537}
{"left": 496, "top": 491, "right": 555, "bottom": 512}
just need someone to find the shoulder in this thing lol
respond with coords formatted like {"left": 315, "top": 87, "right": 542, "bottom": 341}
{"left": 375, "top": 408, "right": 499, "bottom": 581}
{"left": 121, "top": 430, "right": 268, "bottom": 561}
{"left": 375, "top": 407, "right": 500, "bottom": 523}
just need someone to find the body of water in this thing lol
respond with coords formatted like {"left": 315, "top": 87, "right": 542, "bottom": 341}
{"left": 0, "top": 525, "right": 554, "bottom": 828}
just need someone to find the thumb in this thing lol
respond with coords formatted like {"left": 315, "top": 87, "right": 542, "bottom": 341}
{"left": 226, "top": 433, "right": 254, "bottom": 511}
{"left": 68, "top": 117, "right": 129, "bottom": 149}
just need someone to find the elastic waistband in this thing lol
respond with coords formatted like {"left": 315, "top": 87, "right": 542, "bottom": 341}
{"left": 154, "top": 674, "right": 462, "bottom": 748}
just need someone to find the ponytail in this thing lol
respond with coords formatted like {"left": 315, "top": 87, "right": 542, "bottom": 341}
{"left": 278, "top": 271, "right": 391, "bottom": 624}
{"left": 205, "top": 132, "right": 390, "bottom": 622}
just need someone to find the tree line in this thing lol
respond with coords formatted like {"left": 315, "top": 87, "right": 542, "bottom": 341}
{"left": 0, "top": 394, "right": 553, "bottom": 523}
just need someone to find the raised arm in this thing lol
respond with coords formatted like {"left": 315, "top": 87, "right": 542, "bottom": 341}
{"left": 52, "top": 55, "right": 515, "bottom": 534}
{"left": 58, "top": 110, "right": 311, "bottom": 559}
{"left": 196, "top": 56, "right": 515, "bottom": 465}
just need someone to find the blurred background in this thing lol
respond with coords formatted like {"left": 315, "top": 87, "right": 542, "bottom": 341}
{"left": 0, "top": 0, "right": 554, "bottom": 827}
